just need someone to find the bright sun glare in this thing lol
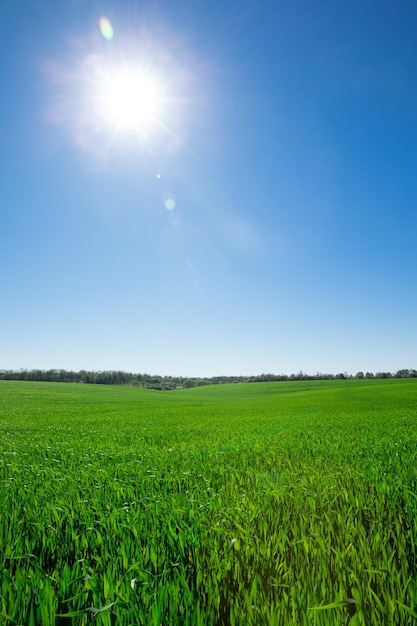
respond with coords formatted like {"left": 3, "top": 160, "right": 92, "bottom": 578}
{"left": 100, "top": 67, "right": 161, "bottom": 134}
{"left": 46, "top": 16, "right": 191, "bottom": 156}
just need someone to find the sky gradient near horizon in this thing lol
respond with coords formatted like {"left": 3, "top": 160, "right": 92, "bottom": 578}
{"left": 1, "top": 0, "right": 417, "bottom": 377}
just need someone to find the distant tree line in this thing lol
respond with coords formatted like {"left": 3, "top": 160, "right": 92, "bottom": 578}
{"left": 0, "top": 368, "right": 416, "bottom": 390}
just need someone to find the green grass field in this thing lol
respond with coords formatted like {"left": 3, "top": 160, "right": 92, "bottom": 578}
{"left": 1, "top": 378, "right": 417, "bottom": 625}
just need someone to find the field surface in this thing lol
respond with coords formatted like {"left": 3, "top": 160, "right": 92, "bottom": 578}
{"left": 1, "top": 378, "right": 417, "bottom": 625}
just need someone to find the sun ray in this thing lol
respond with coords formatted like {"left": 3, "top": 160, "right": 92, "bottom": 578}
{"left": 43, "top": 21, "right": 202, "bottom": 162}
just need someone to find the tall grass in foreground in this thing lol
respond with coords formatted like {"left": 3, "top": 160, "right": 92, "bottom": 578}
{"left": 1, "top": 379, "right": 417, "bottom": 624}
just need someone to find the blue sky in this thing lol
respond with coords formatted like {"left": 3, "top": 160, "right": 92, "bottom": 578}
{"left": 1, "top": 0, "right": 416, "bottom": 376}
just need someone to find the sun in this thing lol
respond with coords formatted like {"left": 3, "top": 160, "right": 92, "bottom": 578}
{"left": 107, "top": 72, "right": 157, "bottom": 128}
{"left": 98, "top": 65, "right": 163, "bottom": 136}
{"left": 45, "top": 22, "right": 192, "bottom": 157}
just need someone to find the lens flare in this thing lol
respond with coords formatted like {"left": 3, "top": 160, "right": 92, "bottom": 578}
{"left": 162, "top": 192, "right": 175, "bottom": 211}
{"left": 99, "top": 17, "right": 114, "bottom": 42}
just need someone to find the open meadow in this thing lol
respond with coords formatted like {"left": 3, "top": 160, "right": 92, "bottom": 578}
{"left": 1, "top": 378, "right": 417, "bottom": 625}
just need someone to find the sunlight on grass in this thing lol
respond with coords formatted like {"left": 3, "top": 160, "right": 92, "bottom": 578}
{"left": 1, "top": 379, "right": 417, "bottom": 624}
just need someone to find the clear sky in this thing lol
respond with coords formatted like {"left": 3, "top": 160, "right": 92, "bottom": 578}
{"left": 1, "top": 0, "right": 416, "bottom": 377}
